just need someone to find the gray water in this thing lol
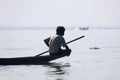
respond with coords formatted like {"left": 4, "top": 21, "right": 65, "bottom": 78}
{"left": 0, "top": 29, "right": 120, "bottom": 80}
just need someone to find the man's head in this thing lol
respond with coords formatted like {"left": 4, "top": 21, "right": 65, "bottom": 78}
{"left": 56, "top": 26, "right": 65, "bottom": 36}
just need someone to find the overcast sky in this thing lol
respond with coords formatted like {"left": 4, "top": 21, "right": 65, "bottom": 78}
{"left": 0, "top": 0, "right": 120, "bottom": 27}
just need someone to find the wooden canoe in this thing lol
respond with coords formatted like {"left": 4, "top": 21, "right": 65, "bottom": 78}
{"left": 0, "top": 53, "right": 69, "bottom": 65}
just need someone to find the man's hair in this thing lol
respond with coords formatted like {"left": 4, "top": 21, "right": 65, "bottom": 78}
{"left": 56, "top": 26, "right": 65, "bottom": 35}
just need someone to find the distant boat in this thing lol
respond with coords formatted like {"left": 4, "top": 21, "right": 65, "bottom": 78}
{"left": 79, "top": 26, "right": 89, "bottom": 30}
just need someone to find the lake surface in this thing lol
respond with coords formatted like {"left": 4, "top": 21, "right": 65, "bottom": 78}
{"left": 0, "top": 29, "right": 120, "bottom": 80}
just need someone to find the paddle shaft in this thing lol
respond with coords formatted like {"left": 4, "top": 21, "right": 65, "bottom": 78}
{"left": 35, "top": 35, "right": 85, "bottom": 57}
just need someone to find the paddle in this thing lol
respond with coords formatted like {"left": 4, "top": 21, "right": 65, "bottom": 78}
{"left": 35, "top": 35, "right": 85, "bottom": 57}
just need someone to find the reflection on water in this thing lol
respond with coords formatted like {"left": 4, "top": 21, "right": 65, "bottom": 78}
{"left": 45, "top": 62, "right": 71, "bottom": 80}
{"left": 0, "top": 62, "right": 71, "bottom": 80}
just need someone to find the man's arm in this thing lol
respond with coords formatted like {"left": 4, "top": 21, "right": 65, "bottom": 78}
{"left": 44, "top": 37, "right": 50, "bottom": 47}
{"left": 60, "top": 37, "right": 71, "bottom": 50}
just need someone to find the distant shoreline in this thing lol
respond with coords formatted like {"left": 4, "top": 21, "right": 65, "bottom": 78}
{"left": 0, "top": 26, "right": 120, "bottom": 30}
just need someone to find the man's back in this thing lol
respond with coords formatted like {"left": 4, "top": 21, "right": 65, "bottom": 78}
{"left": 49, "top": 35, "right": 66, "bottom": 53}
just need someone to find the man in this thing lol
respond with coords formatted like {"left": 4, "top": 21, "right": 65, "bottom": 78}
{"left": 44, "top": 26, "right": 71, "bottom": 56}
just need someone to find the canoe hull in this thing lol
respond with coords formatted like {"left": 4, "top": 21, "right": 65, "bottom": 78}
{"left": 0, "top": 54, "right": 68, "bottom": 65}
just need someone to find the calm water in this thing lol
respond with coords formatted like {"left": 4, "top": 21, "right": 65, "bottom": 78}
{"left": 0, "top": 29, "right": 120, "bottom": 80}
